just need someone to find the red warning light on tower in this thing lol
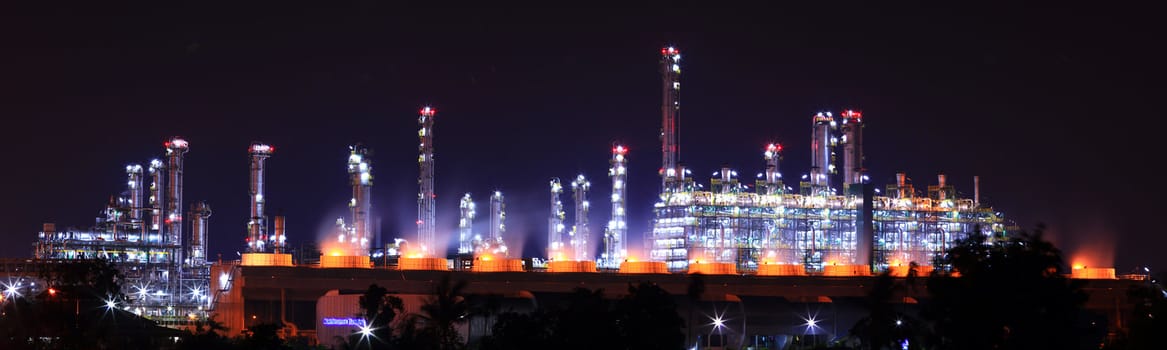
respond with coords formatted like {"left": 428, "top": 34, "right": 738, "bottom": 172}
{"left": 420, "top": 106, "right": 436, "bottom": 117}
{"left": 841, "top": 109, "right": 862, "bottom": 121}
{"left": 613, "top": 145, "right": 628, "bottom": 155}
{"left": 661, "top": 47, "right": 680, "bottom": 56}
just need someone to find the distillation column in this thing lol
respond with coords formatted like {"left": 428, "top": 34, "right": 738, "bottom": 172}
{"left": 417, "top": 106, "right": 436, "bottom": 256}
{"left": 247, "top": 143, "right": 273, "bottom": 252}
{"left": 548, "top": 179, "right": 565, "bottom": 259}
{"left": 164, "top": 137, "right": 189, "bottom": 263}
{"left": 571, "top": 174, "right": 591, "bottom": 261}
{"left": 348, "top": 145, "right": 372, "bottom": 254}
{"left": 660, "top": 46, "right": 681, "bottom": 193}
{"left": 488, "top": 191, "right": 507, "bottom": 255}
{"left": 809, "top": 112, "right": 836, "bottom": 194}
{"left": 189, "top": 201, "right": 211, "bottom": 265}
{"left": 604, "top": 145, "right": 628, "bottom": 267}
{"left": 148, "top": 159, "right": 165, "bottom": 239}
{"left": 126, "top": 164, "right": 144, "bottom": 224}
{"left": 459, "top": 193, "right": 476, "bottom": 255}
{"left": 840, "top": 109, "right": 865, "bottom": 187}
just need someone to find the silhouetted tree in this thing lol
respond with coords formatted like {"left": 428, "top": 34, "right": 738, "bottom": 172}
{"left": 239, "top": 323, "right": 290, "bottom": 350}
{"left": 922, "top": 225, "right": 1098, "bottom": 349}
{"left": 180, "top": 317, "right": 236, "bottom": 350}
{"left": 349, "top": 284, "right": 404, "bottom": 350}
{"left": 1118, "top": 271, "right": 1167, "bottom": 350}
{"left": 404, "top": 274, "right": 469, "bottom": 350}
{"left": 614, "top": 281, "right": 685, "bottom": 350}
{"left": 479, "top": 310, "right": 554, "bottom": 350}
{"left": 849, "top": 271, "right": 922, "bottom": 350}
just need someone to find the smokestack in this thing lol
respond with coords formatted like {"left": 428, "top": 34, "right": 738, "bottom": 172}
{"left": 189, "top": 201, "right": 211, "bottom": 266}
{"left": 937, "top": 174, "right": 948, "bottom": 200}
{"left": 248, "top": 143, "right": 274, "bottom": 252}
{"left": 164, "top": 137, "right": 189, "bottom": 263}
{"left": 937, "top": 174, "right": 946, "bottom": 187}
{"left": 974, "top": 175, "right": 980, "bottom": 205}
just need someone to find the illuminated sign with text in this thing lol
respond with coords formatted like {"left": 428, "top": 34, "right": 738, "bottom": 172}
{"left": 322, "top": 317, "right": 365, "bottom": 327}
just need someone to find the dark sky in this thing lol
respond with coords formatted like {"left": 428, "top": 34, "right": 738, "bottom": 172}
{"left": 1, "top": 3, "right": 1163, "bottom": 271}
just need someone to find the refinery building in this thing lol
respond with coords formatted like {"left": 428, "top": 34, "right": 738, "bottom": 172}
{"left": 1, "top": 46, "right": 1140, "bottom": 348}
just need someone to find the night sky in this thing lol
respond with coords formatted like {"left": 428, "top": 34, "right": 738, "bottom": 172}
{"left": 2, "top": 4, "right": 1163, "bottom": 271}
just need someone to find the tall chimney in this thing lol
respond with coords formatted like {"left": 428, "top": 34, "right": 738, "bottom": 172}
{"left": 937, "top": 174, "right": 947, "bottom": 200}
{"left": 974, "top": 175, "right": 980, "bottom": 205}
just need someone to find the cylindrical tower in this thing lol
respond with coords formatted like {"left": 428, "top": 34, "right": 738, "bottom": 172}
{"left": 660, "top": 46, "right": 681, "bottom": 193}
{"left": 272, "top": 215, "right": 286, "bottom": 253}
{"left": 417, "top": 106, "right": 437, "bottom": 256}
{"left": 604, "top": 145, "right": 628, "bottom": 267}
{"left": 763, "top": 143, "right": 783, "bottom": 194}
{"left": 458, "top": 193, "right": 476, "bottom": 254}
{"left": 840, "top": 109, "right": 864, "bottom": 186}
{"left": 164, "top": 137, "right": 189, "bottom": 263}
{"left": 810, "top": 112, "right": 836, "bottom": 192}
{"left": 189, "top": 201, "right": 211, "bottom": 266}
{"left": 148, "top": 159, "right": 165, "bottom": 237}
{"left": 489, "top": 191, "right": 505, "bottom": 243}
{"left": 548, "top": 179, "right": 565, "bottom": 259}
{"left": 247, "top": 143, "right": 273, "bottom": 252}
{"left": 125, "top": 164, "right": 144, "bottom": 222}
{"left": 571, "top": 174, "right": 591, "bottom": 261}
{"left": 348, "top": 145, "right": 372, "bottom": 254}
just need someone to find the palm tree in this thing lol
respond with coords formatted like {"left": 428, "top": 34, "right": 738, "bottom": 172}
{"left": 412, "top": 274, "right": 469, "bottom": 350}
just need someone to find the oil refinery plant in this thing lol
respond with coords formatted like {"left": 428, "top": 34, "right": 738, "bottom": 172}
{"left": 9, "top": 46, "right": 1134, "bottom": 345}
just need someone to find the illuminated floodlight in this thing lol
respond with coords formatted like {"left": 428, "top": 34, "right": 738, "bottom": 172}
{"left": 800, "top": 309, "right": 823, "bottom": 335}
{"left": 2, "top": 282, "right": 20, "bottom": 299}
{"left": 707, "top": 307, "right": 728, "bottom": 334}
{"left": 105, "top": 298, "right": 117, "bottom": 310}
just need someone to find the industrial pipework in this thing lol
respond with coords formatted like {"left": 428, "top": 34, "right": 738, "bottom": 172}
{"left": 417, "top": 106, "right": 436, "bottom": 256}
{"left": 571, "top": 174, "right": 591, "bottom": 261}
{"left": 548, "top": 179, "right": 565, "bottom": 259}
{"left": 247, "top": 143, "right": 273, "bottom": 252}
